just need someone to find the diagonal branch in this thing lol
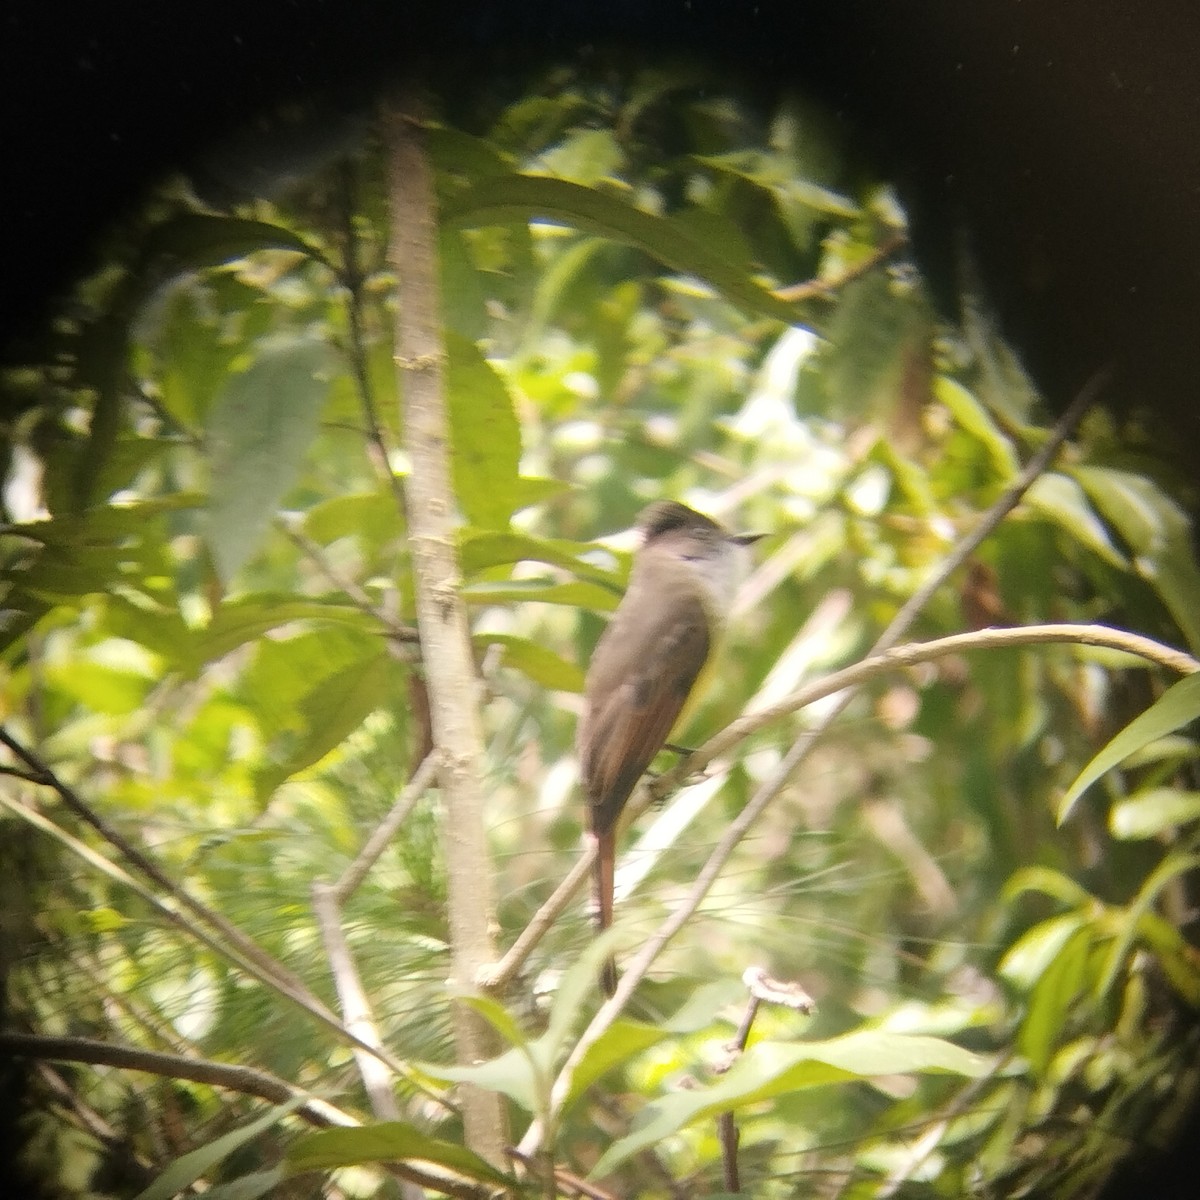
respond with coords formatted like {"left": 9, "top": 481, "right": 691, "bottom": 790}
{"left": 0, "top": 727, "right": 331, "bottom": 1011}
{"left": 0, "top": 1033, "right": 496, "bottom": 1199}
{"left": 309, "top": 752, "right": 441, "bottom": 1121}
{"left": 0, "top": 1031, "right": 351, "bottom": 1126}
{"left": 334, "top": 751, "right": 438, "bottom": 904}
{"left": 312, "top": 883, "right": 401, "bottom": 1120}
{"left": 0, "top": 747, "right": 437, "bottom": 1093}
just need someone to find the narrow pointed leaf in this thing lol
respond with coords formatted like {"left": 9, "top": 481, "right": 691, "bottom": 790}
{"left": 133, "top": 1098, "right": 304, "bottom": 1200}
{"left": 446, "top": 332, "right": 522, "bottom": 529}
{"left": 1058, "top": 674, "right": 1200, "bottom": 823}
{"left": 285, "top": 1122, "right": 513, "bottom": 1185}
{"left": 443, "top": 173, "right": 810, "bottom": 327}
{"left": 473, "top": 632, "right": 584, "bottom": 692}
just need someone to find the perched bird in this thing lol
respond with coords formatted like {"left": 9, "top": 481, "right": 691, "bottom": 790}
{"left": 577, "top": 501, "right": 761, "bottom": 994}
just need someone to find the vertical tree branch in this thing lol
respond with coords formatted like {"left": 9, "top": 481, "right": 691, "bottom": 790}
{"left": 384, "top": 92, "right": 506, "bottom": 1166}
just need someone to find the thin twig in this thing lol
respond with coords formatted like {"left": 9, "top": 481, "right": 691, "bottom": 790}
{"left": 506, "top": 1148, "right": 618, "bottom": 1199}
{"left": 716, "top": 967, "right": 816, "bottom": 1191}
{"left": 0, "top": 763, "right": 47, "bottom": 783}
{"left": 278, "top": 520, "right": 420, "bottom": 643}
{"left": 479, "top": 846, "right": 594, "bottom": 992}
{"left": 337, "top": 158, "right": 409, "bottom": 515}
{"left": 776, "top": 231, "right": 908, "bottom": 302}
{"left": 518, "top": 367, "right": 1111, "bottom": 1157}
{"left": 0, "top": 727, "right": 328, "bottom": 1014}
{"left": 652, "top": 621, "right": 1198, "bottom": 791}
{"left": 335, "top": 751, "right": 438, "bottom": 903}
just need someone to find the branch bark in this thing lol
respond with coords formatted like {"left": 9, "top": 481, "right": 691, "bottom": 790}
{"left": 384, "top": 92, "right": 506, "bottom": 1166}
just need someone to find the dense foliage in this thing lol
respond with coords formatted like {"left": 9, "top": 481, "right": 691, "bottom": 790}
{"left": 2, "top": 67, "right": 1199, "bottom": 1198}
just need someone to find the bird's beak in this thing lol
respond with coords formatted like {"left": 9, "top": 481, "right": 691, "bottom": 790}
{"left": 730, "top": 532, "right": 766, "bottom": 546}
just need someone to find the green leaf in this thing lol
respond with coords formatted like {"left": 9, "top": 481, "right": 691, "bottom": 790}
{"left": 458, "top": 994, "right": 529, "bottom": 1049}
{"left": 566, "top": 979, "right": 739, "bottom": 1105}
{"left": 255, "top": 649, "right": 391, "bottom": 799}
{"left": 191, "top": 596, "right": 380, "bottom": 672}
{"left": 462, "top": 578, "right": 619, "bottom": 612}
{"left": 1109, "top": 788, "right": 1200, "bottom": 839}
{"left": 459, "top": 528, "right": 622, "bottom": 589}
{"left": 511, "top": 475, "right": 571, "bottom": 511}
{"left": 544, "top": 927, "right": 627, "bottom": 1058}
{"left": 539, "top": 128, "right": 624, "bottom": 185}
{"left": 72, "top": 215, "right": 326, "bottom": 510}
{"left": 1134, "top": 912, "right": 1200, "bottom": 1005}
{"left": 207, "top": 336, "right": 337, "bottom": 586}
{"left": 445, "top": 332, "right": 522, "bottom": 530}
{"left": 567, "top": 1019, "right": 673, "bottom": 1106}
{"left": 592, "top": 1031, "right": 986, "bottom": 1176}
{"left": 1018, "top": 925, "right": 1093, "bottom": 1076}
{"left": 427, "top": 126, "right": 515, "bottom": 181}
{"left": 133, "top": 1098, "right": 304, "bottom": 1200}
{"left": 303, "top": 491, "right": 399, "bottom": 548}
{"left": 238, "top": 625, "right": 382, "bottom": 737}
{"left": 695, "top": 149, "right": 860, "bottom": 219}
{"left": 1058, "top": 674, "right": 1200, "bottom": 823}
{"left": 439, "top": 228, "right": 492, "bottom": 340}
{"left": 823, "top": 272, "right": 929, "bottom": 418}
{"left": 1024, "top": 472, "right": 1127, "bottom": 568}
{"left": 285, "top": 1122, "right": 513, "bottom": 1186}
{"left": 416, "top": 1044, "right": 542, "bottom": 1113}
{"left": 1002, "top": 867, "right": 1094, "bottom": 911}
{"left": 1097, "top": 850, "right": 1200, "bottom": 1002}
{"left": 137, "top": 214, "right": 326, "bottom": 276}
{"left": 443, "top": 173, "right": 809, "bottom": 327}
{"left": 1073, "top": 466, "right": 1200, "bottom": 650}
{"left": 474, "top": 632, "right": 585, "bottom": 692}
{"left": 518, "top": 236, "right": 612, "bottom": 357}
{"left": 998, "top": 913, "right": 1088, "bottom": 991}
{"left": 196, "top": 1167, "right": 284, "bottom": 1200}
{"left": 44, "top": 660, "right": 150, "bottom": 715}
{"left": 935, "top": 377, "right": 1021, "bottom": 479}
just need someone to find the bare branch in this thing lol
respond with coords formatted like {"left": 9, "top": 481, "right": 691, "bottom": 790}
{"left": 0, "top": 1031, "right": 351, "bottom": 1126}
{"left": 0, "top": 726, "right": 328, "bottom": 1014}
{"left": 312, "top": 882, "right": 400, "bottom": 1120}
{"left": 335, "top": 158, "right": 409, "bottom": 515}
{"left": 277, "top": 518, "right": 420, "bottom": 643}
{"left": 479, "top": 850, "right": 594, "bottom": 992}
{"left": 776, "top": 231, "right": 908, "bottom": 302}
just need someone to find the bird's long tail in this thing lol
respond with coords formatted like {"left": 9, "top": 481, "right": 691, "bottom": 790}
{"left": 594, "top": 829, "right": 618, "bottom": 996}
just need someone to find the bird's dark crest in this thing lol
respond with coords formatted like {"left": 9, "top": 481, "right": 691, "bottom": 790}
{"left": 636, "top": 500, "right": 722, "bottom": 541}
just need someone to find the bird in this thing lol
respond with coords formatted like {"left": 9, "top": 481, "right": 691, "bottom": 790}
{"left": 577, "top": 501, "right": 761, "bottom": 995}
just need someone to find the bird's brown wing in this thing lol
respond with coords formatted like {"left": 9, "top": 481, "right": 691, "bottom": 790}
{"left": 580, "top": 599, "right": 711, "bottom": 838}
